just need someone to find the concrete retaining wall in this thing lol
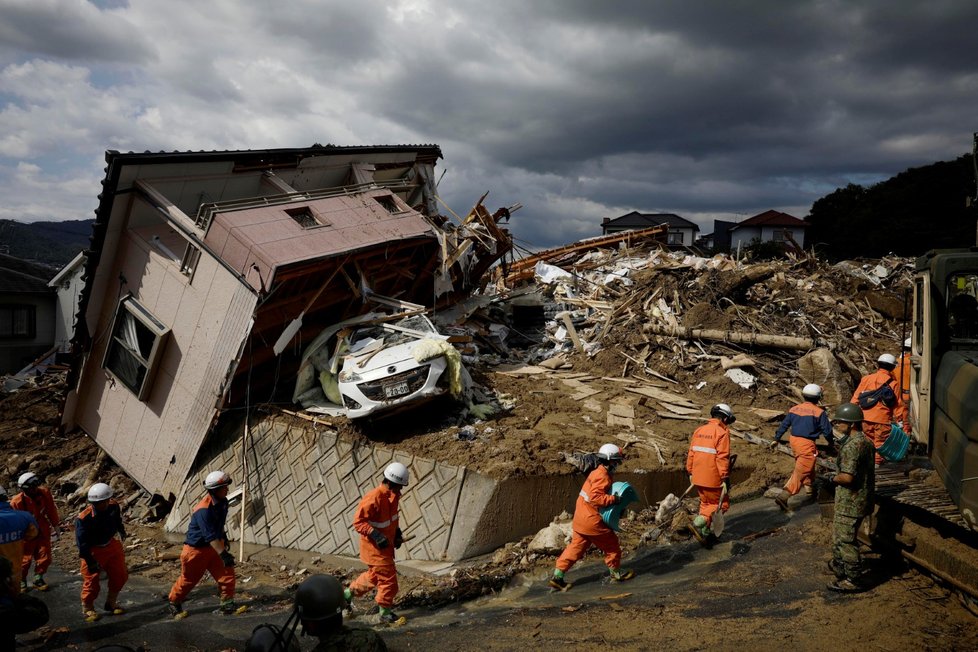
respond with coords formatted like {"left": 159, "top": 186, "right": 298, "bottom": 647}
{"left": 165, "top": 413, "right": 694, "bottom": 561}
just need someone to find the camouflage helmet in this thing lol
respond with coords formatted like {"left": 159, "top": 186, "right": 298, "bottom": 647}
{"left": 295, "top": 575, "right": 345, "bottom": 623}
{"left": 833, "top": 403, "right": 864, "bottom": 423}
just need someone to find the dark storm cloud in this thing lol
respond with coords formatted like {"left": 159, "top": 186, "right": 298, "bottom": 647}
{"left": 0, "top": 0, "right": 153, "bottom": 63}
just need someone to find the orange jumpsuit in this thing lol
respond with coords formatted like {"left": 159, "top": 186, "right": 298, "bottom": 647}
{"left": 75, "top": 499, "right": 128, "bottom": 608}
{"left": 687, "top": 418, "right": 731, "bottom": 526}
{"left": 169, "top": 494, "right": 235, "bottom": 605}
{"left": 556, "top": 465, "right": 622, "bottom": 572}
{"left": 11, "top": 487, "right": 59, "bottom": 581}
{"left": 775, "top": 402, "right": 833, "bottom": 496}
{"left": 850, "top": 368, "right": 900, "bottom": 464}
{"left": 349, "top": 483, "right": 400, "bottom": 608}
{"left": 893, "top": 352, "right": 912, "bottom": 433}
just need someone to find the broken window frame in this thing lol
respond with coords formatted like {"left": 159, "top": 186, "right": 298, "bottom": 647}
{"left": 102, "top": 296, "right": 170, "bottom": 401}
{"left": 373, "top": 195, "right": 405, "bottom": 215}
{"left": 285, "top": 206, "right": 329, "bottom": 229}
{"left": 667, "top": 231, "right": 684, "bottom": 245}
{"left": 0, "top": 304, "right": 36, "bottom": 339}
{"left": 180, "top": 243, "right": 201, "bottom": 280}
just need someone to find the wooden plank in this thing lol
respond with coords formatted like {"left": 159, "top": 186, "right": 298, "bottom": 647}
{"left": 657, "top": 401, "right": 700, "bottom": 415}
{"left": 607, "top": 414, "right": 635, "bottom": 430}
{"left": 560, "top": 312, "right": 585, "bottom": 353}
{"left": 625, "top": 386, "right": 698, "bottom": 408}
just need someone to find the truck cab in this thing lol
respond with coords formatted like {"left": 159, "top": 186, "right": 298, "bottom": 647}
{"left": 912, "top": 249, "right": 978, "bottom": 529}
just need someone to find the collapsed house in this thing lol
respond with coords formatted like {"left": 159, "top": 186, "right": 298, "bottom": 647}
{"left": 62, "top": 145, "right": 525, "bottom": 561}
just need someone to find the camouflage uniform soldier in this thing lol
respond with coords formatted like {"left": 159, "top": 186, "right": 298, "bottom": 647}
{"left": 822, "top": 403, "right": 875, "bottom": 592}
{"left": 244, "top": 575, "right": 386, "bottom": 652}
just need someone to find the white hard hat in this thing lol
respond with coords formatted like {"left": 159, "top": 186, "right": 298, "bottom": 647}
{"left": 383, "top": 462, "right": 409, "bottom": 487}
{"left": 203, "top": 470, "right": 232, "bottom": 490}
{"left": 18, "top": 472, "right": 39, "bottom": 489}
{"left": 597, "top": 443, "right": 623, "bottom": 462}
{"left": 711, "top": 403, "right": 736, "bottom": 421}
{"left": 903, "top": 337, "right": 911, "bottom": 349}
{"left": 87, "top": 483, "right": 113, "bottom": 502}
{"left": 878, "top": 353, "right": 897, "bottom": 367}
{"left": 802, "top": 383, "right": 823, "bottom": 400}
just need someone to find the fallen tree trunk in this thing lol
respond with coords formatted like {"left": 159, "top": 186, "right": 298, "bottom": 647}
{"left": 643, "top": 324, "right": 815, "bottom": 351}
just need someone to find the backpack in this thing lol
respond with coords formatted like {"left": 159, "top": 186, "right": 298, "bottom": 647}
{"left": 857, "top": 383, "right": 897, "bottom": 410}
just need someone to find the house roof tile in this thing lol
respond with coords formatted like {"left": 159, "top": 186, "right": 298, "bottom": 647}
{"left": 731, "top": 210, "right": 807, "bottom": 229}
{"left": 604, "top": 211, "right": 699, "bottom": 231}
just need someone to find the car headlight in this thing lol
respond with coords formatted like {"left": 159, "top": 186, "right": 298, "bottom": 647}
{"left": 338, "top": 370, "right": 362, "bottom": 383}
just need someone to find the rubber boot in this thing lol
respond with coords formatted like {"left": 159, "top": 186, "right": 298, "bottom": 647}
{"left": 548, "top": 569, "right": 570, "bottom": 591}
{"left": 343, "top": 587, "right": 356, "bottom": 613}
{"left": 32, "top": 574, "right": 49, "bottom": 591}
{"left": 378, "top": 606, "right": 403, "bottom": 625}
{"left": 609, "top": 567, "right": 635, "bottom": 582}
{"left": 774, "top": 490, "right": 791, "bottom": 512}
{"left": 168, "top": 601, "right": 188, "bottom": 620}
{"left": 104, "top": 590, "right": 125, "bottom": 615}
{"left": 83, "top": 603, "right": 101, "bottom": 623}
{"left": 218, "top": 598, "right": 249, "bottom": 615}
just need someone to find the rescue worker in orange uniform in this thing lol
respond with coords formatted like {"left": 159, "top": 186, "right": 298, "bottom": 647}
{"left": 75, "top": 482, "right": 128, "bottom": 622}
{"left": 687, "top": 404, "right": 735, "bottom": 543}
{"left": 168, "top": 470, "right": 246, "bottom": 619}
{"left": 0, "top": 485, "right": 39, "bottom": 596}
{"left": 345, "top": 462, "right": 410, "bottom": 624}
{"left": 893, "top": 338, "right": 912, "bottom": 434}
{"left": 11, "top": 471, "right": 59, "bottom": 592}
{"left": 850, "top": 353, "right": 901, "bottom": 465}
{"left": 771, "top": 384, "right": 834, "bottom": 511}
{"left": 549, "top": 443, "right": 635, "bottom": 590}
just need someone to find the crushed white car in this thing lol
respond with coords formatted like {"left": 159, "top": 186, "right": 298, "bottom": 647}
{"left": 293, "top": 303, "right": 461, "bottom": 419}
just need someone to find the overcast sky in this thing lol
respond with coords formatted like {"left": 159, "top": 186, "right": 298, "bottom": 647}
{"left": 1, "top": 1, "right": 976, "bottom": 249}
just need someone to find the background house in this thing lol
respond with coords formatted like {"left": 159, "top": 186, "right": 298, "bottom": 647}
{"left": 48, "top": 251, "right": 86, "bottom": 354}
{"left": 0, "top": 255, "right": 56, "bottom": 374}
{"left": 728, "top": 210, "right": 808, "bottom": 251}
{"left": 601, "top": 212, "right": 699, "bottom": 246}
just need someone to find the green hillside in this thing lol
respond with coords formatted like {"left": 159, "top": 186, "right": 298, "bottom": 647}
{"left": 0, "top": 219, "right": 92, "bottom": 270}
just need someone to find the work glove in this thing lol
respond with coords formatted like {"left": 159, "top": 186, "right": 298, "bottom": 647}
{"left": 819, "top": 472, "right": 837, "bottom": 486}
{"left": 85, "top": 558, "right": 100, "bottom": 573}
{"left": 769, "top": 439, "right": 780, "bottom": 450}
{"left": 394, "top": 528, "right": 404, "bottom": 549}
{"left": 220, "top": 550, "right": 236, "bottom": 568}
{"left": 721, "top": 480, "right": 730, "bottom": 495}
{"left": 369, "top": 529, "right": 390, "bottom": 550}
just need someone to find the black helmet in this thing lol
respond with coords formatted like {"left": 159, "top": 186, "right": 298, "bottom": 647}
{"left": 295, "top": 575, "right": 345, "bottom": 626}
{"left": 833, "top": 403, "right": 864, "bottom": 423}
{"left": 244, "top": 624, "right": 300, "bottom": 652}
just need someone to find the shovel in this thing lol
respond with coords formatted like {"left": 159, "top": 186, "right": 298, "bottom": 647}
{"left": 712, "top": 484, "right": 728, "bottom": 537}
{"left": 272, "top": 255, "right": 350, "bottom": 355}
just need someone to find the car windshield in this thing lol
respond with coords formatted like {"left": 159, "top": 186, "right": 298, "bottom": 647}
{"left": 348, "top": 314, "right": 435, "bottom": 351}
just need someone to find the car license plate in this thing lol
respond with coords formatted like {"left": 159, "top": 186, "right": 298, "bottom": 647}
{"left": 384, "top": 381, "right": 410, "bottom": 398}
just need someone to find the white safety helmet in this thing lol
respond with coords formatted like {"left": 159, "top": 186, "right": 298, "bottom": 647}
{"left": 203, "top": 470, "right": 232, "bottom": 491}
{"left": 903, "top": 337, "right": 911, "bottom": 349}
{"left": 878, "top": 353, "right": 897, "bottom": 367}
{"left": 383, "top": 462, "right": 410, "bottom": 487}
{"left": 597, "top": 443, "right": 624, "bottom": 462}
{"left": 801, "top": 383, "right": 823, "bottom": 400}
{"left": 18, "top": 471, "right": 40, "bottom": 489}
{"left": 711, "top": 403, "right": 736, "bottom": 424}
{"left": 87, "top": 483, "right": 113, "bottom": 502}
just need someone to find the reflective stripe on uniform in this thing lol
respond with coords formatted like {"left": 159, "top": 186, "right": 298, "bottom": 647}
{"left": 579, "top": 491, "right": 590, "bottom": 503}
{"left": 367, "top": 514, "right": 399, "bottom": 529}
{"left": 692, "top": 445, "right": 717, "bottom": 454}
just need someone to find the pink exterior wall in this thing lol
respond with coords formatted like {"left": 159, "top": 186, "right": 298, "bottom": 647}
{"left": 205, "top": 190, "right": 434, "bottom": 287}
{"left": 72, "top": 229, "right": 256, "bottom": 496}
